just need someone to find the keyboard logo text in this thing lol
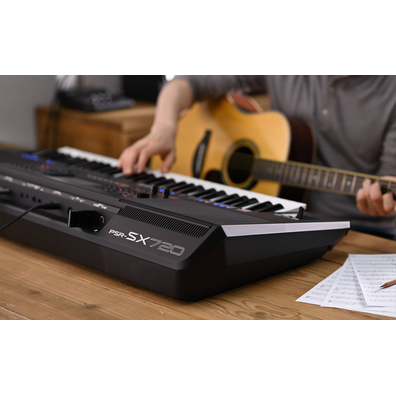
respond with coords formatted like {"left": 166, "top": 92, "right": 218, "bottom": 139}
{"left": 108, "top": 229, "right": 185, "bottom": 257}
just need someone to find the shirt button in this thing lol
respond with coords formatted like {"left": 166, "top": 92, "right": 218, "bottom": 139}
{"left": 329, "top": 86, "right": 335, "bottom": 93}
{"left": 322, "top": 108, "right": 329, "bottom": 116}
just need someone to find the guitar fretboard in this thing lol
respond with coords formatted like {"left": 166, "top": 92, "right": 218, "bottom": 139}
{"left": 252, "top": 158, "right": 396, "bottom": 196}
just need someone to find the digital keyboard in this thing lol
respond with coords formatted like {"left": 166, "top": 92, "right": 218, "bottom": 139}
{"left": 0, "top": 147, "right": 349, "bottom": 300}
{"left": 58, "top": 147, "right": 306, "bottom": 214}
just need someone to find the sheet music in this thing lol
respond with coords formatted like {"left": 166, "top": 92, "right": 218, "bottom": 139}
{"left": 349, "top": 254, "right": 396, "bottom": 308}
{"left": 296, "top": 268, "right": 341, "bottom": 305}
{"left": 321, "top": 258, "right": 396, "bottom": 317}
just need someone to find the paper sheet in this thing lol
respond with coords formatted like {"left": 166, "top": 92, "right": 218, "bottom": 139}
{"left": 296, "top": 258, "right": 396, "bottom": 318}
{"left": 321, "top": 258, "right": 396, "bottom": 317}
{"left": 349, "top": 254, "right": 396, "bottom": 308}
{"left": 296, "top": 269, "right": 340, "bottom": 305}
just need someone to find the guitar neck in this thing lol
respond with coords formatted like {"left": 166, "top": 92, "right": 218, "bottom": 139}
{"left": 253, "top": 158, "right": 396, "bottom": 196}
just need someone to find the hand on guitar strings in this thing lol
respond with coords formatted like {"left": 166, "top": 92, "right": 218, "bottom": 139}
{"left": 356, "top": 177, "right": 396, "bottom": 217}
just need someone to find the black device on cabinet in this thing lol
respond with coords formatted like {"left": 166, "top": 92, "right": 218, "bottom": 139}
{"left": 122, "top": 75, "right": 165, "bottom": 103}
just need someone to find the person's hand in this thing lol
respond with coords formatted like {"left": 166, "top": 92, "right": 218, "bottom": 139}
{"left": 118, "top": 131, "right": 176, "bottom": 175}
{"left": 356, "top": 177, "right": 396, "bottom": 217}
{"left": 118, "top": 78, "right": 194, "bottom": 175}
{"left": 118, "top": 122, "right": 177, "bottom": 175}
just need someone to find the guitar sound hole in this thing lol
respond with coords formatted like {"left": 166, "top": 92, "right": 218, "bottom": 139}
{"left": 228, "top": 147, "right": 254, "bottom": 184}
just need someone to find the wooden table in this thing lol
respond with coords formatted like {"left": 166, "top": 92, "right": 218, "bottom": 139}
{"left": 0, "top": 230, "right": 395, "bottom": 320}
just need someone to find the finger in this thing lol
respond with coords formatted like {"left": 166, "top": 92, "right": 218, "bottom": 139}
{"left": 356, "top": 188, "right": 369, "bottom": 215}
{"left": 362, "top": 179, "right": 378, "bottom": 216}
{"left": 121, "top": 152, "right": 138, "bottom": 175}
{"left": 136, "top": 147, "right": 157, "bottom": 173}
{"left": 120, "top": 144, "right": 144, "bottom": 175}
{"left": 383, "top": 192, "right": 396, "bottom": 214}
{"left": 369, "top": 182, "right": 387, "bottom": 216}
{"left": 161, "top": 151, "right": 175, "bottom": 173}
{"left": 381, "top": 176, "right": 396, "bottom": 212}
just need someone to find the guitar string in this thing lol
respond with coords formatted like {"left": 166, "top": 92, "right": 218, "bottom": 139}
{"left": 224, "top": 152, "right": 396, "bottom": 193}
{"left": 226, "top": 151, "right": 393, "bottom": 182}
{"left": 226, "top": 150, "right": 387, "bottom": 180}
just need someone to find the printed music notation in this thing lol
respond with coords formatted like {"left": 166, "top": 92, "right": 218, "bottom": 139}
{"left": 297, "top": 256, "right": 396, "bottom": 318}
{"left": 349, "top": 255, "right": 396, "bottom": 308}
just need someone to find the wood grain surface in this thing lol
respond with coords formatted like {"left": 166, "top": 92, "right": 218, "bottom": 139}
{"left": 0, "top": 231, "right": 394, "bottom": 320}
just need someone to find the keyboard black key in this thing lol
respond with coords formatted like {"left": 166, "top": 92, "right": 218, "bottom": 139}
{"left": 41, "top": 151, "right": 63, "bottom": 159}
{"left": 124, "top": 173, "right": 149, "bottom": 181}
{"left": 82, "top": 161, "right": 106, "bottom": 170}
{"left": 159, "top": 181, "right": 184, "bottom": 189}
{"left": 65, "top": 157, "right": 86, "bottom": 165}
{"left": 186, "top": 186, "right": 205, "bottom": 196}
{"left": 72, "top": 159, "right": 91, "bottom": 168}
{"left": 108, "top": 168, "right": 123, "bottom": 175}
{"left": 214, "top": 194, "right": 239, "bottom": 204}
{"left": 247, "top": 201, "right": 274, "bottom": 212}
{"left": 232, "top": 197, "right": 251, "bottom": 208}
{"left": 240, "top": 198, "right": 259, "bottom": 208}
{"left": 207, "top": 191, "right": 227, "bottom": 201}
{"left": 92, "top": 164, "right": 113, "bottom": 172}
{"left": 190, "top": 188, "right": 216, "bottom": 198}
{"left": 148, "top": 177, "right": 168, "bottom": 186}
{"left": 34, "top": 149, "right": 58, "bottom": 158}
{"left": 198, "top": 190, "right": 222, "bottom": 199}
{"left": 175, "top": 184, "right": 199, "bottom": 194}
{"left": 257, "top": 203, "right": 284, "bottom": 212}
{"left": 168, "top": 182, "right": 188, "bottom": 191}
{"left": 49, "top": 153, "right": 69, "bottom": 161}
{"left": 144, "top": 175, "right": 172, "bottom": 186}
{"left": 138, "top": 175, "right": 158, "bottom": 184}
{"left": 96, "top": 165, "right": 114, "bottom": 173}
{"left": 170, "top": 183, "right": 194, "bottom": 192}
{"left": 157, "top": 179, "right": 177, "bottom": 187}
{"left": 216, "top": 194, "right": 241, "bottom": 205}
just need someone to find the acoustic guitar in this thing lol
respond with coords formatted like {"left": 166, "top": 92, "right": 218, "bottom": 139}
{"left": 150, "top": 95, "right": 396, "bottom": 202}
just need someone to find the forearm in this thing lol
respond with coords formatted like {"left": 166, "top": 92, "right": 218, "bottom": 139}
{"left": 151, "top": 78, "right": 194, "bottom": 137}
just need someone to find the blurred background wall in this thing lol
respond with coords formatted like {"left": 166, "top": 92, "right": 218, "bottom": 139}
{"left": 0, "top": 75, "right": 121, "bottom": 149}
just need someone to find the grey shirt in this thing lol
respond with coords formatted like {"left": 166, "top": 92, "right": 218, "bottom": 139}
{"left": 177, "top": 75, "right": 396, "bottom": 232}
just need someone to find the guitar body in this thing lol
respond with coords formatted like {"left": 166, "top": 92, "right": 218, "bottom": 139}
{"left": 151, "top": 95, "right": 315, "bottom": 199}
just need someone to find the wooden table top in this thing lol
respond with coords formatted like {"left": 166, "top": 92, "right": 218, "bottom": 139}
{"left": 0, "top": 230, "right": 395, "bottom": 320}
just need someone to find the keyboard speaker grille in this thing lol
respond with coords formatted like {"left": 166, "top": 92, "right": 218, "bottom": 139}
{"left": 118, "top": 206, "right": 210, "bottom": 238}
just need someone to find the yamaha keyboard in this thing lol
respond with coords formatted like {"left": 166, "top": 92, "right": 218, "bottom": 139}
{"left": 0, "top": 147, "right": 349, "bottom": 300}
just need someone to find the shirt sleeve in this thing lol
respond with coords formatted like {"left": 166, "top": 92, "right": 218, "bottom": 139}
{"left": 175, "top": 75, "right": 267, "bottom": 101}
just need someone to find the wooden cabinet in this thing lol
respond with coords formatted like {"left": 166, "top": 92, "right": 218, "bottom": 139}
{"left": 36, "top": 102, "right": 156, "bottom": 158}
{"left": 35, "top": 94, "right": 270, "bottom": 158}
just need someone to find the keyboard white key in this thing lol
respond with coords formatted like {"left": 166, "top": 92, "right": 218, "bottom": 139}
{"left": 58, "top": 146, "right": 120, "bottom": 167}
{"left": 57, "top": 146, "right": 306, "bottom": 213}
